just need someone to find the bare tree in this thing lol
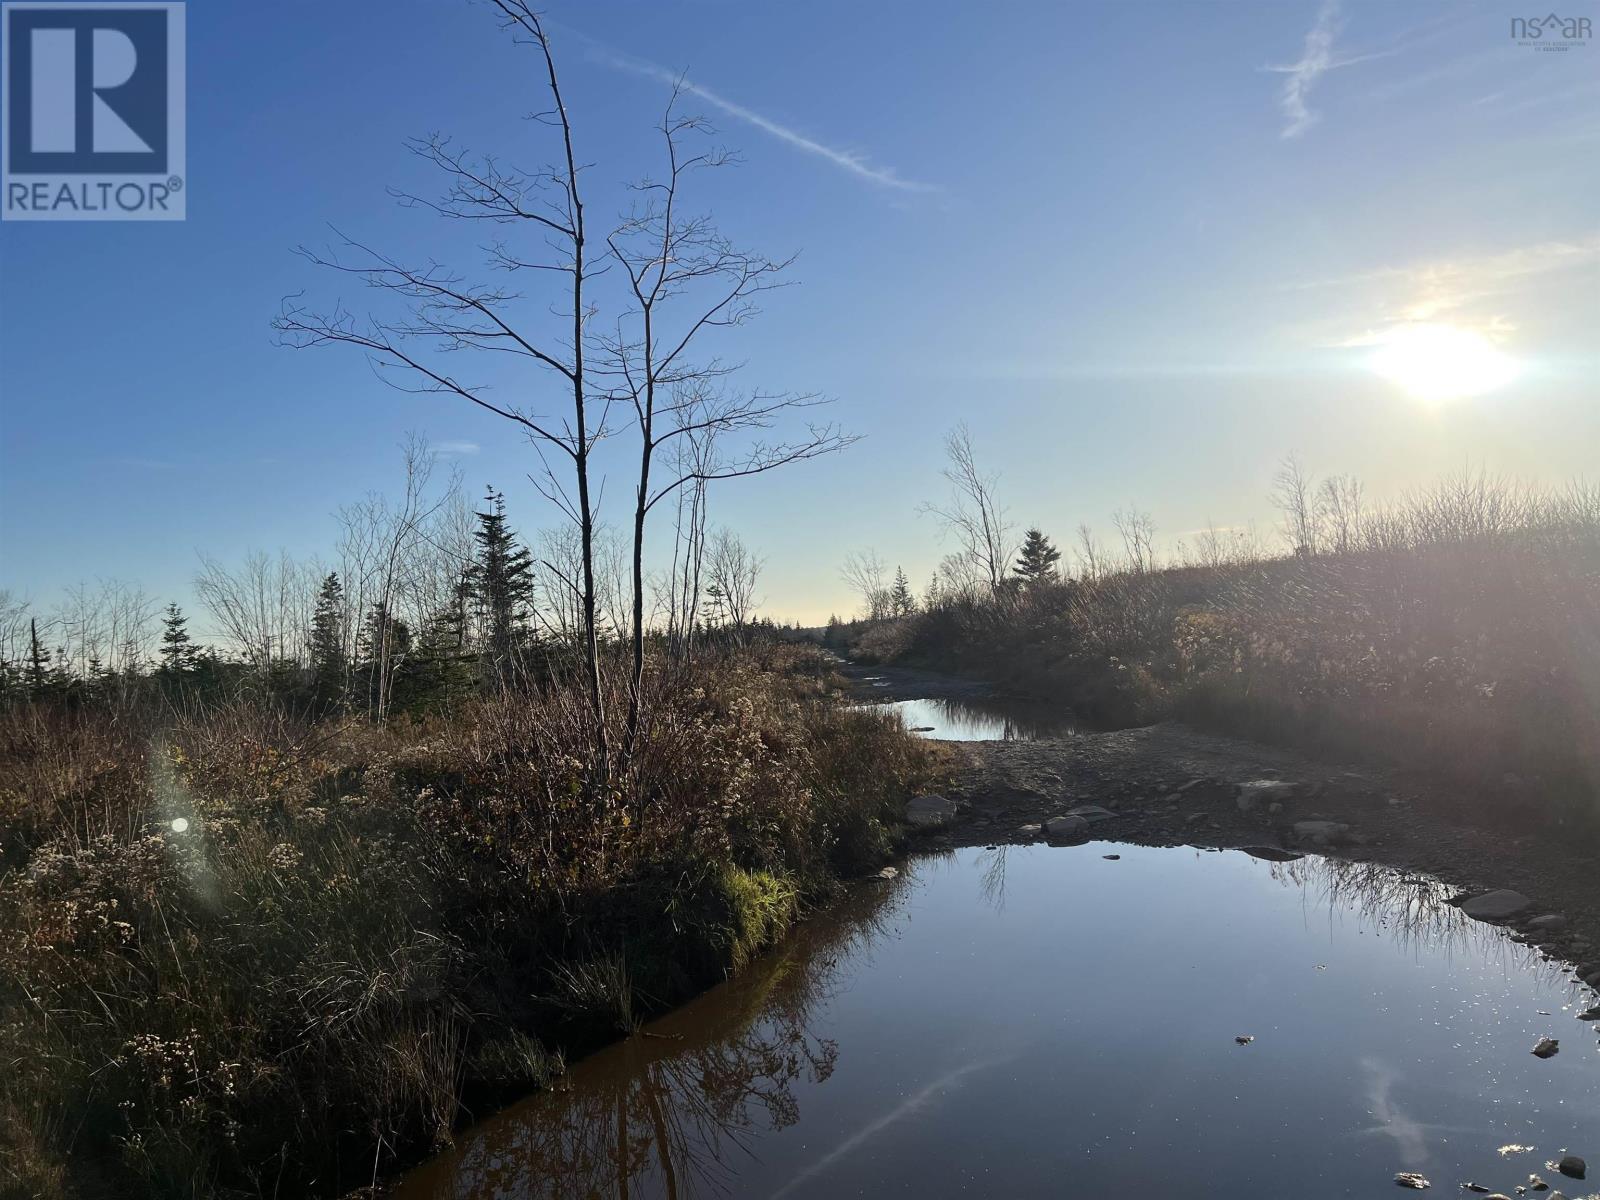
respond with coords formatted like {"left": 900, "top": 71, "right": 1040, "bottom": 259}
{"left": 53, "top": 580, "right": 158, "bottom": 683}
{"left": 273, "top": 2, "right": 610, "bottom": 762}
{"left": 1074, "top": 523, "right": 1107, "bottom": 581}
{"left": 706, "top": 528, "right": 762, "bottom": 638}
{"left": 920, "top": 425, "right": 1013, "bottom": 594}
{"left": 1272, "top": 453, "right": 1322, "bottom": 556}
{"left": 599, "top": 91, "right": 852, "bottom": 754}
{"left": 663, "top": 438, "right": 712, "bottom": 661}
{"left": 1319, "top": 474, "right": 1365, "bottom": 553}
{"left": 195, "top": 550, "right": 318, "bottom": 671}
{"left": 335, "top": 435, "right": 461, "bottom": 718}
{"left": 1112, "top": 506, "right": 1156, "bottom": 574}
{"left": 840, "top": 550, "right": 889, "bottom": 620}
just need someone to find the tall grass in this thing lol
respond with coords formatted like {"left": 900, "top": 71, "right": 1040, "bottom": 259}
{"left": 0, "top": 645, "right": 939, "bottom": 1198}
{"left": 869, "top": 474, "right": 1600, "bottom": 825}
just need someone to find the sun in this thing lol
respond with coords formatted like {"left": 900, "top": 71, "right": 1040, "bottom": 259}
{"left": 1366, "top": 323, "right": 1520, "bottom": 401}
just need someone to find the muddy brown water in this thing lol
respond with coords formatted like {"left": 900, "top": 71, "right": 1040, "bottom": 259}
{"left": 396, "top": 842, "right": 1600, "bottom": 1198}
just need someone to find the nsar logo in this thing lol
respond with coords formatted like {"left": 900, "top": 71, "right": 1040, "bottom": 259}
{"left": 2, "top": 2, "right": 186, "bottom": 221}
{"left": 1510, "top": 12, "right": 1592, "bottom": 50}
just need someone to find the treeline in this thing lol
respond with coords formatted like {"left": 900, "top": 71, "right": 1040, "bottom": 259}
{"left": 1, "top": 448, "right": 791, "bottom": 721}
{"left": 842, "top": 434, "right": 1600, "bottom": 823}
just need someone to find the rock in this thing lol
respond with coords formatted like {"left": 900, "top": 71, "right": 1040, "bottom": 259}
{"left": 1043, "top": 814, "right": 1089, "bottom": 840}
{"left": 1102, "top": 853, "right": 1121, "bottom": 860}
{"left": 1234, "top": 1035, "right": 1253, "bottom": 1044}
{"left": 1556, "top": 1156, "right": 1585, "bottom": 1179}
{"left": 1237, "top": 779, "right": 1298, "bottom": 812}
{"left": 1532, "top": 1037, "right": 1560, "bottom": 1058}
{"left": 1457, "top": 890, "right": 1532, "bottom": 921}
{"left": 1394, "top": 1173, "right": 1431, "bottom": 1189}
{"left": 1293, "top": 820, "right": 1351, "bottom": 847}
{"left": 1528, "top": 914, "right": 1567, "bottom": 931}
{"left": 908, "top": 725, "right": 936, "bottom": 732}
{"left": 905, "top": 794, "right": 962, "bottom": 829}
{"left": 872, "top": 866, "right": 899, "bottom": 881}
{"left": 1177, "top": 778, "right": 1234, "bottom": 803}
{"left": 1527, "top": 1176, "right": 1548, "bottom": 1191}
{"left": 1576, "top": 1006, "right": 1600, "bottom": 1021}
{"left": 1241, "top": 846, "right": 1303, "bottom": 862}
{"left": 1268, "top": 801, "right": 1284, "bottom": 815}
{"left": 1582, "top": 967, "right": 1600, "bottom": 987}
{"left": 1065, "top": 804, "right": 1119, "bottom": 823}
{"left": 1016, "top": 823, "right": 1043, "bottom": 839}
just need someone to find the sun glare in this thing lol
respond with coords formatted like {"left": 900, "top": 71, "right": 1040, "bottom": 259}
{"left": 1367, "top": 323, "right": 1520, "bottom": 402}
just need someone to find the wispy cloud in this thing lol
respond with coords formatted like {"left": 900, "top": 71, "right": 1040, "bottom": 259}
{"left": 1265, "top": 0, "right": 1394, "bottom": 138}
{"left": 1290, "top": 233, "right": 1600, "bottom": 306}
{"left": 432, "top": 440, "right": 480, "bottom": 457}
{"left": 590, "top": 48, "right": 937, "bottom": 193}
{"left": 1281, "top": 232, "right": 1600, "bottom": 348}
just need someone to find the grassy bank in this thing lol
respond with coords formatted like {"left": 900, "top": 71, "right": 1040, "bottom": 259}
{"left": 0, "top": 645, "right": 940, "bottom": 1199}
{"left": 852, "top": 478, "right": 1600, "bottom": 827}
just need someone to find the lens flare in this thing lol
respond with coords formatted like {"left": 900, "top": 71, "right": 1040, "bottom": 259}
{"left": 170, "top": 817, "right": 190, "bottom": 833}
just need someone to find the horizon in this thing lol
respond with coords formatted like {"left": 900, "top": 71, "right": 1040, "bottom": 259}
{"left": 2, "top": 0, "right": 1596, "bottom": 635}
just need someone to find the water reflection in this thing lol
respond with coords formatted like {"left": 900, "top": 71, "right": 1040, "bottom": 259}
{"left": 867, "top": 695, "right": 1080, "bottom": 741}
{"left": 400, "top": 846, "right": 1600, "bottom": 1199}
{"left": 398, "top": 879, "right": 909, "bottom": 1199}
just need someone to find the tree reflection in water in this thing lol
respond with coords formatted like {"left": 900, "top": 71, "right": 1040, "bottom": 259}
{"left": 398, "top": 874, "right": 910, "bottom": 1199}
{"left": 402, "top": 845, "right": 1586, "bottom": 1199}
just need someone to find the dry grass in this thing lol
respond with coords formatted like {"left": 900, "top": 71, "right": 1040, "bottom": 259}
{"left": 0, "top": 645, "right": 939, "bottom": 1198}
{"left": 885, "top": 475, "right": 1600, "bottom": 825}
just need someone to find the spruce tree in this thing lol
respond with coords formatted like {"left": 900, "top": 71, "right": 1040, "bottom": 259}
{"left": 358, "top": 601, "right": 412, "bottom": 714}
{"left": 406, "top": 603, "right": 476, "bottom": 712}
{"left": 308, "top": 573, "right": 347, "bottom": 705}
{"left": 889, "top": 567, "right": 916, "bottom": 616}
{"left": 469, "top": 488, "right": 536, "bottom": 668}
{"left": 1013, "top": 528, "right": 1062, "bottom": 586}
{"left": 158, "top": 603, "right": 196, "bottom": 675}
{"left": 703, "top": 580, "right": 728, "bottom": 630}
{"left": 26, "top": 619, "right": 51, "bottom": 698}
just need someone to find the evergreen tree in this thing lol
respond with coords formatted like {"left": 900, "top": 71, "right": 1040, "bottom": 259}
{"left": 358, "top": 601, "right": 412, "bottom": 713}
{"left": 703, "top": 581, "right": 728, "bottom": 630}
{"left": 888, "top": 567, "right": 916, "bottom": 616}
{"left": 404, "top": 603, "right": 477, "bottom": 712}
{"left": 158, "top": 603, "right": 196, "bottom": 675}
{"left": 469, "top": 488, "right": 537, "bottom": 668}
{"left": 308, "top": 573, "right": 347, "bottom": 706}
{"left": 26, "top": 619, "right": 51, "bottom": 698}
{"left": 1013, "top": 528, "right": 1062, "bottom": 586}
{"left": 358, "top": 602, "right": 411, "bottom": 665}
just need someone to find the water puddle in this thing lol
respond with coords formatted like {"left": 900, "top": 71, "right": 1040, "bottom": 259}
{"left": 868, "top": 695, "right": 1081, "bottom": 740}
{"left": 397, "top": 844, "right": 1600, "bottom": 1198}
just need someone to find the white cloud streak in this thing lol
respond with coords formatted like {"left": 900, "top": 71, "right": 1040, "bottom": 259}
{"left": 1266, "top": 0, "right": 1393, "bottom": 138}
{"left": 592, "top": 49, "right": 937, "bottom": 193}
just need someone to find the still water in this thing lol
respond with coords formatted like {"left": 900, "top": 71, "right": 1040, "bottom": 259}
{"left": 868, "top": 695, "right": 1080, "bottom": 741}
{"left": 398, "top": 844, "right": 1600, "bottom": 1198}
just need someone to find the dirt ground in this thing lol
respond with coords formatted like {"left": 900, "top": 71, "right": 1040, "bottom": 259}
{"left": 843, "top": 661, "right": 1600, "bottom": 996}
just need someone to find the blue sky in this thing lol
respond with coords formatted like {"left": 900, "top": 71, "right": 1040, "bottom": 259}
{"left": 1, "top": 0, "right": 1596, "bottom": 625}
